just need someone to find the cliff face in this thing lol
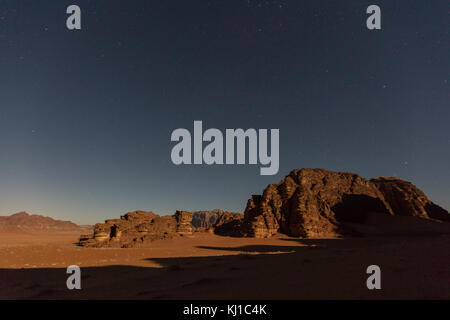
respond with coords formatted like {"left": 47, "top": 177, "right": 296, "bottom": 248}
{"left": 79, "top": 210, "right": 193, "bottom": 248}
{"left": 371, "top": 177, "right": 450, "bottom": 222}
{"left": 239, "top": 169, "right": 449, "bottom": 238}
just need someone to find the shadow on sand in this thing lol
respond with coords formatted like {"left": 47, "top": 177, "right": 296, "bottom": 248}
{"left": 0, "top": 234, "right": 449, "bottom": 300}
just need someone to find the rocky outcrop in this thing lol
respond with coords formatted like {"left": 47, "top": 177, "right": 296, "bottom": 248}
{"left": 79, "top": 168, "right": 450, "bottom": 245}
{"left": 79, "top": 210, "right": 193, "bottom": 248}
{"left": 237, "top": 168, "right": 449, "bottom": 238}
{"left": 80, "top": 208, "right": 248, "bottom": 247}
{"left": 371, "top": 177, "right": 450, "bottom": 222}
{"left": 175, "top": 210, "right": 194, "bottom": 235}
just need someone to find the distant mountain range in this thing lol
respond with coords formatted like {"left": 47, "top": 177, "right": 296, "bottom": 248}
{"left": 191, "top": 209, "right": 242, "bottom": 228}
{"left": 0, "top": 212, "right": 91, "bottom": 233}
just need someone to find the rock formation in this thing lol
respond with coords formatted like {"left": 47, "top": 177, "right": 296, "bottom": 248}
{"left": 238, "top": 168, "right": 449, "bottom": 238}
{"left": 371, "top": 177, "right": 450, "bottom": 222}
{"left": 176, "top": 210, "right": 194, "bottom": 235}
{"left": 79, "top": 168, "right": 450, "bottom": 246}
{"left": 79, "top": 210, "right": 194, "bottom": 248}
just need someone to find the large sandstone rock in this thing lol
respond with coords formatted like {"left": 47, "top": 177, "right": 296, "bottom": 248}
{"left": 79, "top": 208, "right": 246, "bottom": 247}
{"left": 80, "top": 210, "right": 193, "bottom": 248}
{"left": 239, "top": 168, "right": 449, "bottom": 238}
{"left": 371, "top": 177, "right": 450, "bottom": 222}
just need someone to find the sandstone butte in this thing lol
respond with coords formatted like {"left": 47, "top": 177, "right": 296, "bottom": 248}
{"left": 79, "top": 168, "right": 450, "bottom": 247}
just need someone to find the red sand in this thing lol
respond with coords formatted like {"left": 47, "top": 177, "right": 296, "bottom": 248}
{"left": 0, "top": 232, "right": 449, "bottom": 299}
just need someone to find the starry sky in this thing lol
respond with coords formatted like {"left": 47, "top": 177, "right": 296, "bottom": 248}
{"left": 0, "top": 0, "right": 448, "bottom": 224}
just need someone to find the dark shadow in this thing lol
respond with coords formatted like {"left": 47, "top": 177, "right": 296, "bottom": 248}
{"left": 196, "top": 245, "right": 296, "bottom": 253}
{"left": 332, "top": 194, "right": 390, "bottom": 223}
{"left": 425, "top": 202, "right": 450, "bottom": 222}
{"left": 0, "top": 235, "right": 448, "bottom": 300}
{"left": 213, "top": 220, "right": 244, "bottom": 237}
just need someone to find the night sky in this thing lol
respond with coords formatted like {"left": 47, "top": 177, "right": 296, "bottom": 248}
{"left": 0, "top": 1, "right": 448, "bottom": 224}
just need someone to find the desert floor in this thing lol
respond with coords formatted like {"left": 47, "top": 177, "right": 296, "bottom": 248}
{"left": 0, "top": 231, "right": 448, "bottom": 299}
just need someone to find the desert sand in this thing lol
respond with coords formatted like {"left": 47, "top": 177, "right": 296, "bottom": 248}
{"left": 0, "top": 230, "right": 448, "bottom": 300}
